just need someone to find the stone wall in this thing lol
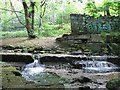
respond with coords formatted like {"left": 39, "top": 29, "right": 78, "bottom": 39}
{"left": 56, "top": 14, "right": 120, "bottom": 55}
{"left": 70, "top": 14, "right": 120, "bottom": 34}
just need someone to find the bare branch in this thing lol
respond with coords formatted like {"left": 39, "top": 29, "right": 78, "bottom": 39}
{"left": 41, "top": 0, "right": 46, "bottom": 7}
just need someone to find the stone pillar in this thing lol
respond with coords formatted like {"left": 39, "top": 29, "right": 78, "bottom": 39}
{"left": 70, "top": 14, "right": 80, "bottom": 34}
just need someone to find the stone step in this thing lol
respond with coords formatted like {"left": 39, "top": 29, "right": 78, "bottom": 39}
{"left": 0, "top": 53, "right": 119, "bottom": 65}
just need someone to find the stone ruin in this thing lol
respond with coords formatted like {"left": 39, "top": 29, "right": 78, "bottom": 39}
{"left": 70, "top": 14, "right": 120, "bottom": 34}
{"left": 56, "top": 14, "right": 120, "bottom": 55}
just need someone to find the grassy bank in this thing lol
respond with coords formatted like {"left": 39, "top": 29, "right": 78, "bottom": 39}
{"left": 1, "top": 24, "right": 71, "bottom": 39}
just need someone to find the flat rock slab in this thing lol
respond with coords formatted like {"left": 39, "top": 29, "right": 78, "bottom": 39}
{"left": 0, "top": 53, "right": 119, "bottom": 65}
{"left": 1, "top": 53, "right": 33, "bottom": 63}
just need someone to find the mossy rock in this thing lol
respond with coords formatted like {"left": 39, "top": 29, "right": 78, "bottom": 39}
{"left": 106, "top": 78, "right": 120, "bottom": 90}
{"left": 2, "top": 66, "right": 64, "bottom": 89}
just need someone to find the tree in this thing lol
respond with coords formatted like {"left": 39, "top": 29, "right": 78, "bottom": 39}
{"left": 84, "top": 2, "right": 100, "bottom": 17}
{"left": 22, "top": 0, "right": 36, "bottom": 39}
{"left": 84, "top": 0, "right": 120, "bottom": 17}
{"left": 22, "top": 0, "right": 47, "bottom": 39}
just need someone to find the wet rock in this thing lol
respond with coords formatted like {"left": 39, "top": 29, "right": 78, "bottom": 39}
{"left": 12, "top": 71, "right": 21, "bottom": 76}
{"left": 78, "top": 86, "right": 91, "bottom": 90}
{"left": 2, "top": 66, "right": 65, "bottom": 88}
{"left": 70, "top": 61, "right": 84, "bottom": 69}
{"left": 70, "top": 51, "right": 83, "bottom": 55}
{"left": 14, "top": 49, "right": 22, "bottom": 53}
{"left": 1, "top": 53, "right": 33, "bottom": 63}
{"left": 2, "top": 45, "right": 15, "bottom": 50}
{"left": 79, "top": 76, "right": 92, "bottom": 83}
{"left": 71, "top": 76, "right": 91, "bottom": 83}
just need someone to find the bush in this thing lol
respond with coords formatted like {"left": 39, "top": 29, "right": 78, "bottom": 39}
{"left": 106, "top": 78, "right": 120, "bottom": 90}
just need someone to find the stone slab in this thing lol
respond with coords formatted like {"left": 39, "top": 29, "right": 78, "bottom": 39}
{"left": 0, "top": 53, "right": 119, "bottom": 65}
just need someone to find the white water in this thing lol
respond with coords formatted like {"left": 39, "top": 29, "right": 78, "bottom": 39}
{"left": 79, "top": 60, "right": 119, "bottom": 73}
{"left": 21, "top": 55, "right": 45, "bottom": 81}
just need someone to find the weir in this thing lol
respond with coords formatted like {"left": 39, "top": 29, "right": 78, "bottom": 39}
{"left": 72, "top": 60, "right": 120, "bottom": 73}
{"left": 21, "top": 54, "right": 45, "bottom": 82}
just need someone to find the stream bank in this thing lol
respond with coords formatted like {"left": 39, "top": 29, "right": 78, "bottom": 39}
{"left": 1, "top": 37, "right": 120, "bottom": 89}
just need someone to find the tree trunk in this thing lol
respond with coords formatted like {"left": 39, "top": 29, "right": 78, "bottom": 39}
{"left": 22, "top": 1, "right": 36, "bottom": 39}
{"left": 106, "top": 9, "right": 110, "bottom": 16}
{"left": 30, "top": 2, "right": 35, "bottom": 31}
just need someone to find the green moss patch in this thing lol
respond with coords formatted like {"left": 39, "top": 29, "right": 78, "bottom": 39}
{"left": 106, "top": 77, "right": 120, "bottom": 90}
{"left": 2, "top": 66, "right": 64, "bottom": 89}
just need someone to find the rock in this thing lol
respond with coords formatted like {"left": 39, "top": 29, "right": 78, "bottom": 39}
{"left": 70, "top": 51, "right": 82, "bottom": 55}
{"left": 12, "top": 71, "right": 21, "bottom": 76}
{"left": 78, "top": 86, "right": 91, "bottom": 90}
{"left": 71, "top": 76, "right": 91, "bottom": 83}
{"left": 70, "top": 60, "right": 85, "bottom": 69}
{"left": 2, "top": 66, "right": 65, "bottom": 88}
{"left": 2, "top": 45, "right": 15, "bottom": 50}
{"left": 1, "top": 53, "right": 34, "bottom": 63}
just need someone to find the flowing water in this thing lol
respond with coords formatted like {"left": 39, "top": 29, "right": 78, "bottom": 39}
{"left": 73, "top": 60, "right": 119, "bottom": 73}
{"left": 21, "top": 54, "right": 45, "bottom": 82}
{"left": 21, "top": 54, "right": 64, "bottom": 84}
{"left": 21, "top": 54, "right": 120, "bottom": 87}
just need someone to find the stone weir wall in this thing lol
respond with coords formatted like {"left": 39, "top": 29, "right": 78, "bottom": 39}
{"left": 56, "top": 14, "right": 120, "bottom": 55}
{"left": 56, "top": 33, "right": 120, "bottom": 55}
{"left": 70, "top": 14, "right": 120, "bottom": 34}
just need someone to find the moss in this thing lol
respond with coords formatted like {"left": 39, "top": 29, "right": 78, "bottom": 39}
{"left": 2, "top": 66, "right": 64, "bottom": 89}
{"left": 106, "top": 78, "right": 120, "bottom": 90}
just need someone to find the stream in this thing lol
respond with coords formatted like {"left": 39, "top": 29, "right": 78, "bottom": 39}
{"left": 1, "top": 51, "right": 120, "bottom": 89}
{"left": 18, "top": 54, "right": 120, "bottom": 90}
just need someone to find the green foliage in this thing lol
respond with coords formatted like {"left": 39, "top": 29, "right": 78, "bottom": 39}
{"left": 106, "top": 77, "right": 120, "bottom": 90}
{"left": 101, "top": 31, "right": 120, "bottom": 38}
{"left": 44, "top": 0, "right": 81, "bottom": 25}
{"left": 56, "top": 2, "right": 80, "bottom": 24}
{"left": 1, "top": 31, "right": 28, "bottom": 38}
{"left": 84, "top": 1, "right": 120, "bottom": 17}
{"left": 37, "top": 23, "right": 71, "bottom": 37}
{"left": 84, "top": 2, "right": 101, "bottom": 17}
{"left": 110, "top": 2, "right": 120, "bottom": 16}
{"left": 1, "top": 23, "right": 71, "bottom": 38}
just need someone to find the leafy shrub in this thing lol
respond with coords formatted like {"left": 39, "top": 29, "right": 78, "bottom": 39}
{"left": 106, "top": 78, "right": 120, "bottom": 90}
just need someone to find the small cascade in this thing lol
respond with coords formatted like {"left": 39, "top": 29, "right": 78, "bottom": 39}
{"left": 83, "top": 61, "right": 119, "bottom": 73}
{"left": 72, "top": 60, "right": 119, "bottom": 73}
{"left": 21, "top": 54, "right": 45, "bottom": 81}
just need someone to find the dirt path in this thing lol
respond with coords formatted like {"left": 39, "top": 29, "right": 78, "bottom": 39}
{"left": 1, "top": 37, "right": 58, "bottom": 48}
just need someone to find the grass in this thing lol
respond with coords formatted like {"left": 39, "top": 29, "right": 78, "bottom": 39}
{"left": 1, "top": 31, "right": 28, "bottom": 39}
{"left": 101, "top": 31, "right": 120, "bottom": 38}
{"left": 37, "top": 23, "right": 71, "bottom": 37}
{"left": 0, "top": 24, "right": 71, "bottom": 39}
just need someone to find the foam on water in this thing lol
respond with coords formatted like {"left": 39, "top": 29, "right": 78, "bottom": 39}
{"left": 21, "top": 55, "right": 45, "bottom": 81}
{"left": 80, "top": 60, "right": 119, "bottom": 73}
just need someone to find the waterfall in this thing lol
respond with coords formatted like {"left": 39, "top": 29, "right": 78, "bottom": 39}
{"left": 83, "top": 61, "right": 119, "bottom": 73}
{"left": 72, "top": 60, "right": 119, "bottom": 73}
{"left": 21, "top": 54, "right": 45, "bottom": 81}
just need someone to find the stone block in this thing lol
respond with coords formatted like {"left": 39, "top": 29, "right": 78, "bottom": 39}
{"left": 85, "top": 43, "right": 102, "bottom": 53}
{"left": 90, "top": 34, "right": 103, "bottom": 43}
